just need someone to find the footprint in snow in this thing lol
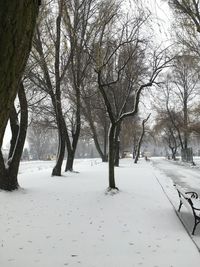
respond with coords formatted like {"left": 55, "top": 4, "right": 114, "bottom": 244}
{"left": 8, "top": 259, "right": 15, "bottom": 262}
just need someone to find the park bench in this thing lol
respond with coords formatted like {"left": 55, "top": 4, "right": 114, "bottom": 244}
{"left": 174, "top": 184, "right": 200, "bottom": 235}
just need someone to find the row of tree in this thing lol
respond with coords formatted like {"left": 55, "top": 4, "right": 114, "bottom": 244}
{"left": 1, "top": 0, "right": 200, "bottom": 191}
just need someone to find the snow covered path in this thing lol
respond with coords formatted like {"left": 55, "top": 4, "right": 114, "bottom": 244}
{"left": 1, "top": 159, "right": 200, "bottom": 267}
{"left": 151, "top": 157, "right": 200, "bottom": 195}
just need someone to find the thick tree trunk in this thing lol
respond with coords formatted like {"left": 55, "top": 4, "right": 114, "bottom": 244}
{"left": 114, "top": 123, "right": 121, "bottom": 167}
{"left": 0, "top": 82, "right": 28, "bottom": 190}
{"left": 65, "top": 149, "right": 75, "bottom": 172}
{"left": 66, "top": 100, "right": 81, "bottom": 172}
{"left": 52, "top": 131, "right": 65, "bottom": 176}
{"left": 114, "top": 140, "right": 120, "bottom": 167}
{"left": 108, "top": 124, "right": 117, "bottom": 189}
{"left": 103, "top": 121, "right": 108, "bottom": 162}
{"left": 8, "top": 105, "right": 19, "bottom": 159}
{"left": 52, "top": 2, "right": 68, "bottom": 176}
{"left": 0, "top": 1, "right": 40, "bottom": 145}
{"left": 52, "top": 104, "right": 66, "bottom": 176}
{"left": 0, "top": 166, "right": 19, "bottom": 191}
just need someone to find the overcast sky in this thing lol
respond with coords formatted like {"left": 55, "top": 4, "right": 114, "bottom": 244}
{"left": 2, "top": 0, "right": 173, "bottom": 149}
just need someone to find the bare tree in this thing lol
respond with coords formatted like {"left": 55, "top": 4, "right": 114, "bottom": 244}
{"left": 89, "top": 1, "right": 172, "bottom": 190}
{"left": 169, "top": 0, "right": 200, "bottom": 32}
{"left": 28, "top": 121, "right": 58, "bottom": 160}
{"left": 134, "top": 114, "right": 151, "bottom": 163}
{"left": 28, "top": 0, "right": 102, "bottom": 174}
{"left": 29, "top": 0, "right": 69, "bottom": 176}
{"left": 62, "top": 0, "right": 97, "bottom": 171}
{"left": 0, "top": 1, "right": 40, "bottom": 190}
{"left": 154, "top": 110, "right": 180, "bottom": 160}
{"left": 81, "top": 87, "right": 109, "bottom": 162}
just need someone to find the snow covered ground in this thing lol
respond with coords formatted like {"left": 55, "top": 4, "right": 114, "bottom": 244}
{"left": 1, "top": 158, "right": 200, "bottom": 267}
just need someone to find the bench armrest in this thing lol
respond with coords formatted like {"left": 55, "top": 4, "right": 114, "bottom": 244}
{"left": 185, "top": 192, "right": 199, "bottom": 199}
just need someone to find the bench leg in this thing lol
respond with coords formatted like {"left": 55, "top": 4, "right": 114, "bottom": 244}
{"left": 178, "top": 201, "right": 182, "bottom": 212}
{"left": 192, "top": 218, "right": 200, "bottom": 235}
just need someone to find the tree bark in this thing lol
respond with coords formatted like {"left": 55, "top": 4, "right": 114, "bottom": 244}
{"left": 8, "top": 105, "right": 19, "bottom": 159}
{"left": 0, "top": 82, "right": 28, "bottom": 190}
{"left": 183, "top": 96, "right": 188, "bottom": 149}
{"left": 0, "top": 1, "right": 40, "bottom": 145}
{"left": 134, "top": 114, "right": 150, "bottom": 164}
{"left": 52, "top": 1, "right": 66, "bottom": 176}
{"left": 52, "top": 130, "right": 65, "bottom": 176}
{"left": 108, "top": 124, "right": 117, "bottom": 189}
{"left": 114, "top": 123, "right": 121, "bottom": 167}
{"left": 65, "top": 149, "right": 75, "bottom": 172}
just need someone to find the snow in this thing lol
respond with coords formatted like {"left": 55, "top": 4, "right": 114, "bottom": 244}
{"left": 1, "top": 158, "right": 200, "bottom": 267}
{"left": 151, "top": 157, "right": 200, "bottom": 250}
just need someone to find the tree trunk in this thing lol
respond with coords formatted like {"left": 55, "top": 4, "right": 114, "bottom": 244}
{"left": 102, "top": 154, "right": 108, "bottom": 162}
{"left": 172, "top": 149, "right": 176, "bottom": 160}
{"left": 134, "top": 114, "right": 150, "bottom": 164}
{"left": 0, "top": 166, "right": 19, "bottom": 191}
{"left": 114, "top": 140, "right": 120, "bottom": 166}
{"left": 8, "top": 105, "right": 19, "bottom": 159}
{"left": 0, "top": 82, "right": 28, "bottom": 191}
{"left": 171, "top": 147, "right": 177, "bottom": 160}
{"left": 52, "top": 130, "right": 65, "bottom": 176}
{"left": 0, "top": 1, "right": 40, "bottom": 145}
{"left": 108, "top": 124, "right": 117, "bottom": 189}
{"left": 134, "top": 134, "right": 144, "bottom": 164}
{"left": 103, "top": 121, "right": 108, "bottom": 161}
{"left": 65, "top": 149, "right": 75, "bottom": 172}
{"left": 114, "top": 123, "right": 121, "bottom": 167}
{"left": 52, "top": 1, "right": 66, "bottom": 176}
{"left": 65, "top": 89, "right": 81, "bottom": 172}
{"left": 183, "top": 97, "right": 188, "bottom": 149}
